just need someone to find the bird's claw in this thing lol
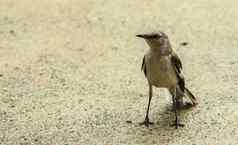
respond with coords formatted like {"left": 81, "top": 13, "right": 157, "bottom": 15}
{"left": 139, "top": 118, "right": 154, "bottom": 127}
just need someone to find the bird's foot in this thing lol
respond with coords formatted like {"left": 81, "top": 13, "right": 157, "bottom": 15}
{"left": 170, "top": 119, "right": 184, "bottom": 129}
{"left": 139, "top": 118, "right": 154, "bottom": 127}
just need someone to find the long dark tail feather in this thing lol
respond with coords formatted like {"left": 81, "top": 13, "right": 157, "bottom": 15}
{"left": 185, "top": 87, "right": 198, "bottom": 105}
{"left": 141, "top": 56, "right": 147, "bottom": 76}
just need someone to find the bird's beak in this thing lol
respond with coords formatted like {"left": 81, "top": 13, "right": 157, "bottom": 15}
{"left": 136, "top": 34, "right": 150, "bottom": 39}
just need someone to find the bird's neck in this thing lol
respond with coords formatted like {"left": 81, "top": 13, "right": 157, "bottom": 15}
{"left": 149, "top": 46, "right": 172, "bottom": 56}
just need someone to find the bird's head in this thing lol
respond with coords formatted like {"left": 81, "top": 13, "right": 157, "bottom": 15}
{"left": 136, "top": 31, "right": 172, "bottom": 55}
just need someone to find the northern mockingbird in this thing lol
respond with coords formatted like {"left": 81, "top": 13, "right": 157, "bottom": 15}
{"left": 136, "top": 31, "right": 197, "bottom": 129}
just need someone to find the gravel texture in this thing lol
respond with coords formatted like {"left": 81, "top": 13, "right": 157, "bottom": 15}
{"left": 0, "top": 0, "right": 238, "bottom": 144}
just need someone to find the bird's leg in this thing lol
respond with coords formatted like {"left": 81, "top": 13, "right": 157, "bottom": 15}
{"left": 171, "top": 87, "right": 184, "bottom": 129}
{"left": 140, "top": 84, "right": 154, "bottom": 127}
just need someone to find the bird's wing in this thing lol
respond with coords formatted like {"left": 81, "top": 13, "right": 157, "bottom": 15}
{"left": 171, "top": 52, "right": 182, "bottom": 73}
{"left": 141, "top": 55, "right": 147, "bottom": 76}
{"left": 171, "top": 52, "right": 185, "bottom": 92}
{"left": 171, "top": 52, "right": 197, "bottom": 103}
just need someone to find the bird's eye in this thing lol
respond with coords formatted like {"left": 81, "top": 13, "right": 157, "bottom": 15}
{"left": 151, "top": 34, "right": 159, "bottom": 39}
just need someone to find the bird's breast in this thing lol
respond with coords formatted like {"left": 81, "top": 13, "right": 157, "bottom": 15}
{"left": 146, "top": 56, "right": 178, "bottom": 88}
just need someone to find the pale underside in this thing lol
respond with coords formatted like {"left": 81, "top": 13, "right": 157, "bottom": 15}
{"left": 144, "top": 53, "right": 178, "bottom": 89}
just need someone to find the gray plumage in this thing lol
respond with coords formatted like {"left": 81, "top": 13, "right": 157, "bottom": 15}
{"left": 137, "top": 31, "right": 197, "bottom": 128}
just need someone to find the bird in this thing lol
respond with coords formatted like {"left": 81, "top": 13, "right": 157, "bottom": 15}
{"left": 136, "top": 31, "right": 197, "bottom": 129}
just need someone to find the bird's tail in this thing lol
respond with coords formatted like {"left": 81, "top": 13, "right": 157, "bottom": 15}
{"left": 184, "top": 87, "right": 198, "bottom": 105}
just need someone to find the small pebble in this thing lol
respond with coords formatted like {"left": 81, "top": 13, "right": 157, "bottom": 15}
{"left": 180, "top": 42, "right": 188, "bottom": 46}
{"left": 126, "top": 120, "right": 132, "bottom": 124}
{"left": 9, "top": 30, "right": 15, "bottom": 35}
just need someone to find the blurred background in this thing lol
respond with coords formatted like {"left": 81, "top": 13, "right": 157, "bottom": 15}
{"left": 0, "top": 0, "right": 238, "bottom": 144}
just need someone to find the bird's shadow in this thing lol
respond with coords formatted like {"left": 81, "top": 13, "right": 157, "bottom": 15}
{"left": 129, "top": 103, "right": 195, "bottom": 133}
{"left": 154, "top": 104, "right": 188, "bottom": 129}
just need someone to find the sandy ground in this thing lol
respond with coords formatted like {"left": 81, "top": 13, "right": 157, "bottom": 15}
{"left": 1, "top": 0, "right": 238, "bottom": 144}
